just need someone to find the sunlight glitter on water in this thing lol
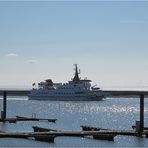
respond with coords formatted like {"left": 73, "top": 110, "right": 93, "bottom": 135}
{"left": 0, "top": 97, "right": 148, "bottom": 147}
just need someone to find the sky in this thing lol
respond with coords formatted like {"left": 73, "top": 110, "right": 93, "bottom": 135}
{"left": 0, "top": 1, "right": 148, "bottom": 89}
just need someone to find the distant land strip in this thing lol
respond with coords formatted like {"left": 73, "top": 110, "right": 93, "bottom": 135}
{"left": 0, "top": 90, "right": 148, "bottom": 97}
{"left": 0, "top": 90, "right": 30, "bottom": 96}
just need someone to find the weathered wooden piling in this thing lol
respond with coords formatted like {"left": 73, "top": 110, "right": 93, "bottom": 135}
{"left": 3, "top": 91, "right": 7, "bottom": 119}
{"left": 140, "top": 94, "right": 144, "bottom": 133}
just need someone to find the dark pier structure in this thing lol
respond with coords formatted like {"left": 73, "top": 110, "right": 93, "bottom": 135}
{"left": 104, "top": 90, "right": 148, "bottom": 134}
{"left": 0, "top": 90, "right": 29, "bottom": 120}
{"left": 0, "top": 89, "right": 148, "bottom": 143}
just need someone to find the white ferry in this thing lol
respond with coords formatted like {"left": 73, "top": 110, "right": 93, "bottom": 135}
{"left": 29, "top": 65, "right": 107, "bottom": 101}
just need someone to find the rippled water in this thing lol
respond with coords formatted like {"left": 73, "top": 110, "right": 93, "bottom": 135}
{"left": 0, "top": 97, "right": 148, "bottom": 147}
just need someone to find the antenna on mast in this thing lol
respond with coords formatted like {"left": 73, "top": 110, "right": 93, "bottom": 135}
{"left": 72, "top": 64, "right": 80, "bottom": 82}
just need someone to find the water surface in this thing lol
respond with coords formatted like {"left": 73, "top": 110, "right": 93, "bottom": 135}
{"left": 0, "top": 97, "right": 148, "bottom": 147}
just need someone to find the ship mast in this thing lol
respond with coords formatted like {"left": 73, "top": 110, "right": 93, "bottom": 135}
{"left": 73, "top": 64, "right": 80, "bottom": 82}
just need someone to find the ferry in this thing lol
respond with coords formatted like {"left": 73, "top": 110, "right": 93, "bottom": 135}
{"left": 29, "top": 64, "right": 107, "bottom": 101}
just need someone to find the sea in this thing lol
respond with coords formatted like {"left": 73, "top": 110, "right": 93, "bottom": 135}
{"left": 0, "top": 96, "right": 148, "bottom": 147}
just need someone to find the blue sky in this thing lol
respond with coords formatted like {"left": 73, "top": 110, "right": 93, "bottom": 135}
{"left": 0, "top": 1, "right": 148, "bottom": 89}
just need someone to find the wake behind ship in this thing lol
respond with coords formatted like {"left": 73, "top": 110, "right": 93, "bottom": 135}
{"left": 29, "top": 65, "right": 107, "bottom": 101}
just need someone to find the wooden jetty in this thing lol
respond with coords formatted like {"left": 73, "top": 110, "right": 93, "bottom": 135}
{"left": 0, "top": 130, "right": 121, "bottom": 142}
{"left": 80, "top": 127, "right": 138, "bottom": 136}
{"left": 0, "top": 116, "right": 57, "bottom": 123}
{"left": 1, "top": 128, "right": 147, "bottom": 143}
{"left": 16, "top": 116, "right": 57, "bottom": 122}
{"left": 0, "top": 130, "right": 139, "bottom": 137}
{"left": 32, "top": 126, "right": 116, "bottom": 141}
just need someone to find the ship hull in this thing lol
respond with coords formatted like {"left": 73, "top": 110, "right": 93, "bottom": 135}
{"left": 28, "top": 95, "right": 104, "bottom": 101}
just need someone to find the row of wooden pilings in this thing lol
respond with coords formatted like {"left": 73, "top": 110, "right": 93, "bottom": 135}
{"left": 0, "top": 91, "right": 145, "bottom": 134}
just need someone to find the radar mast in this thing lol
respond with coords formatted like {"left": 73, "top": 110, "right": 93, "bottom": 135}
{"left": 73, "top": 64, "right": 80, "bottom": 82}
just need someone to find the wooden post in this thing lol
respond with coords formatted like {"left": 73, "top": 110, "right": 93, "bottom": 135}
{"left": 140, "top": 94, "right": 144, "bottom": 133}
{"left": 3, "top": 91, "right": 7, "bottom": 119}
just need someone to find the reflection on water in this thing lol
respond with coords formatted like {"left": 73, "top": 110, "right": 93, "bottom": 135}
{"left": 0, "top": 97, "right": 148, "bottom": 147}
